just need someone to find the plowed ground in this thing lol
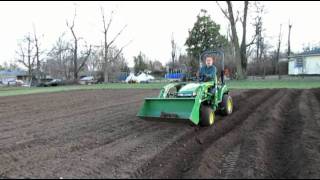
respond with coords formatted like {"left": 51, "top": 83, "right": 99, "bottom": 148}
{"left": 0, "top": 88, "right": 320, "bottom": 178}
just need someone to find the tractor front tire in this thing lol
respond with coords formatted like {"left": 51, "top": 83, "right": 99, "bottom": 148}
{"left": 200, "top": 105, "right": 215, "bottom": 126}
{"left": 221, "top": 94, "right": 233, "bottom": 116}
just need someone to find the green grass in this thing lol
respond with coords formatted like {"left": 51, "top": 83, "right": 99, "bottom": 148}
{"left": 0, "top": 83, "right": 167, "bottom": 97}
{"left": 0, "top": 79, "right": 319, "bottom": 97}
{"left": 227, "top": 79, "right": 320, "bottom": 89}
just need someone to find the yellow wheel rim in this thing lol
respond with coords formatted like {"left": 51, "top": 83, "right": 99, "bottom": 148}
{"left": 227, "top": 98, "right": 233, "bottom": 113}
{"left": 209, "top": 112, "right": 215, "bottom": 125}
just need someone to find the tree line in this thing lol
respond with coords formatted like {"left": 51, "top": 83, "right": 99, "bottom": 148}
{"left": 12, "top": 6, "right": 131, "bottom": 83}
{"left": 133, "top": 1, "right": 296, "bottom": 80}
{"left": 1, "top": 2, "right": 306, "bottom": 81}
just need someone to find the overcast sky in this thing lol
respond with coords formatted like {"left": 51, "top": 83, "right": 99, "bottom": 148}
{"left": 0, "top": 1, "right": 319, "bottom": 67}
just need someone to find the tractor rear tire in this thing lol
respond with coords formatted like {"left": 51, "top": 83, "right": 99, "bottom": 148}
{"left": 221, "top": 94, "right": 233, "bottom": 116}
{"left": 200, "top": 105, "right": 215, "bottom": 126}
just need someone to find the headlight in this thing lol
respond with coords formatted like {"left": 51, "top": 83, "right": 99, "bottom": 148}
{"left": 192, "top": 92, "right": 197, "bottom": 96}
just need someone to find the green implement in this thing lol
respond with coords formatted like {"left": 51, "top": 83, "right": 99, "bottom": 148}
{"left": 137, "top": 50, "right": 233, "bottom": 126}
{"left": 137, "top": 98, "right": 200, "bottom": 124}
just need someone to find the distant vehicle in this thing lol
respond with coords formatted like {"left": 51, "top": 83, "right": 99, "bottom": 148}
{"left": 36, "top": 79, "right": 63, "bottom": 87}
{"left": 7, "top": 80, "right": 17, "bottom": 86}
{"left": 16, "top": 80, "right": 24, "bottom": 86}
{"left": 79, "top": 76, "right": 97, "bottom": 85}
{"left": 44, "top": 79, "right": 62, "bottom": 87}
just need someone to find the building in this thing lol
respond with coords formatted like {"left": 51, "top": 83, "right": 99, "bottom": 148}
{"left": 281, "top": 54, "right": 320, "bottom": 75}
{"left": 0, "top": 70, "right": 28, "bottom": 84}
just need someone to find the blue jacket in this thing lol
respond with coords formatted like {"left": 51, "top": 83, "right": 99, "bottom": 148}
{"left": 199, "top": 65, "right": 216, "bottom": 82}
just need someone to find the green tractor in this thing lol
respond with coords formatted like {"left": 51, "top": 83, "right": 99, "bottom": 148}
{"left": 137, "top": 50, "right": 233, "bottom": 126}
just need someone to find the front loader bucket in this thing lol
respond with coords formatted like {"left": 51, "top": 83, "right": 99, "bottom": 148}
{"left": 137, "top": 98, "right": 201, "bottom": 125}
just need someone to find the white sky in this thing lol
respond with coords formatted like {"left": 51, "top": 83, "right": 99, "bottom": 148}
{"left": 0, "top": 1, "right": 319, "bottom": 67}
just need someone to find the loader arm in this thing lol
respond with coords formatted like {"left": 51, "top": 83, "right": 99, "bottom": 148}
{"left": 158, "top": 82, "right": 187, "bottom": 98}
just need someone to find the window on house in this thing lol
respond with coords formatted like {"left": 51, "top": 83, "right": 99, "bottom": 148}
{"left": 295, "top": 57, "right": 304, "bottom": 68}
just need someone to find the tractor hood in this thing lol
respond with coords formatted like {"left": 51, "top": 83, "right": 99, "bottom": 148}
{"left": 177, "top": 83, "right": 201, "bottom": 97}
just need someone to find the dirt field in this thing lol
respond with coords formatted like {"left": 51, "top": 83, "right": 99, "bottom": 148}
{"left": 0, "top": 88, "right": 320, "bottom": 178}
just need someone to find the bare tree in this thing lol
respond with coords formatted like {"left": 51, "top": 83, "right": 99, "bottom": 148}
{"left": 171, "top": 33, "right": 177, "bottom": 70}
{"left": 16, "top": 33, "right": 36, "bottom": 82}
{"left": 101, "top": 7, "right": 130, "bottom": 82}
{"left": 77, "top": 43, "right": 92, "bottom": 76}
{"left": 2, "top": 61, "right": 19, "bottom": 70}
{"left": 217, "top": 1, "right": 256, "bottom": 79}
{"left": 33, "top": 24, "right": 43, "bottom": 83}
{"left": 47, "top": 33, "right": 73, "bottom": 80}
{"left": 86, "top": 45, "right": 102, "bottom": 76}
{"left": 66, "top": 7, "right": 92, "bottom": 81}
{"left": 252, "top": 2, "right": 266, "bottom": 77}
{"left": 253, "top": 2, "right": 264, "bottom": 62}
{"left": 66, "top": 7, "right": 80, "bottom": 81}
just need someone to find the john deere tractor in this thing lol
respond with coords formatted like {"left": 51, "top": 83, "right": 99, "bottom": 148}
{"left": 137, "top": 50, "right": 233, "bottom": 126}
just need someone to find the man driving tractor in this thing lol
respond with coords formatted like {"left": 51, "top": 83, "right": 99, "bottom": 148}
{"left": 137, "top": 50, "right": 233, "bottom": 127}
{"left": 199, "top": 54, "right": 217, "bottom": 82}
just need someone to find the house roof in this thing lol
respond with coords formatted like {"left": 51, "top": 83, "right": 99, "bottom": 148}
{"left": 0, "top": 70, "right": 27, "bottom": 76}
{"left": 279, "top": 53, "right": 320, "bottom": 62}
{"left": 289, "top": 53, "right": 320, "bottom": 58}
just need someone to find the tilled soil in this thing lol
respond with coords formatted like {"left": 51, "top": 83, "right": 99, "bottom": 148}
{"left": 0, "top": 88, "right": 319, "bottom": 179}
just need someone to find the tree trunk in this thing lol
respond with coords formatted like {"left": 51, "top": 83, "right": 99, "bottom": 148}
{"left": 68, "top": 15, "right": 78, "bottom": 82}
{"left": 33, "top": 27, "right": 41, "bottom": 84}
{"left": 226, "top": 1, "right": 244, "bottom": 80}
{"left": 104, "top": 63, "right": 110, "bottom": 83}
{"left": 36, "top": 52, "right": 40, "bottom": 83}
{"left": 240, "top": 1, "right": 249, "bottom": 79}
{"left": 104, "top": 30, "right": 109, "bottom": 83}
{"left": 73, "top": 39, "right": 78, "bottom": 81}
{"left": 27, "top": 37, "right": 32, "bottom": 82}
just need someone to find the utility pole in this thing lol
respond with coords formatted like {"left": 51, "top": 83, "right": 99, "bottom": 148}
{"left": 288, "top": 22, "right": 292, "bottom": 57}
{"left": 287, "top": 22, "right": 292, "bottom": 78}
{"left": 276, "top": 24, "right": 282, "bottom": 79}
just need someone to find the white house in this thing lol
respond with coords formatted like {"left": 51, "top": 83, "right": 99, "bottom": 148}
{"left": 283, "top": 54, "right": 320, "bottom": 75}
{"left": 0, "top": 70, "right": 28, "bottom": 84}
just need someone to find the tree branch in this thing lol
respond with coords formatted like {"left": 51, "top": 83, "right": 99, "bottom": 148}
{"left": 107, "top": 24, "right": 127, "bottom": 48}
{"left": 101, "top": 7, "right": 106, "bottom": 31}
{"left": 106, "top": 11, "right": 114, "bottom": 34}
{"left": 66, "top": 7, "right": 77, "bottom": 36}
{"left": 216, "top": 1, "right": 229, "bottom": 19}
{"left": 77, "top": 45, "right": 92, "bottom": 73}
{"left": 235, "top": 10, "right": 240, "bottom": 24}
{"left": 246, "top": 35, "right": 256, "bottom": 47}
{"left": 111, "top": 40, "right": 132, "bottom": 62}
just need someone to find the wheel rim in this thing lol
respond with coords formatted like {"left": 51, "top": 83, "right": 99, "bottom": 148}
{"left": 227, "top": 98, "right": 233, "bottom": 113}
{"left": 209, "top": 111, "right": 215, "bottom": 125}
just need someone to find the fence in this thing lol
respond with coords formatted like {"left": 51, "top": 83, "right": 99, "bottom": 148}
{"left": 164, "top": 73, "right": 185, "bottom": 79}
